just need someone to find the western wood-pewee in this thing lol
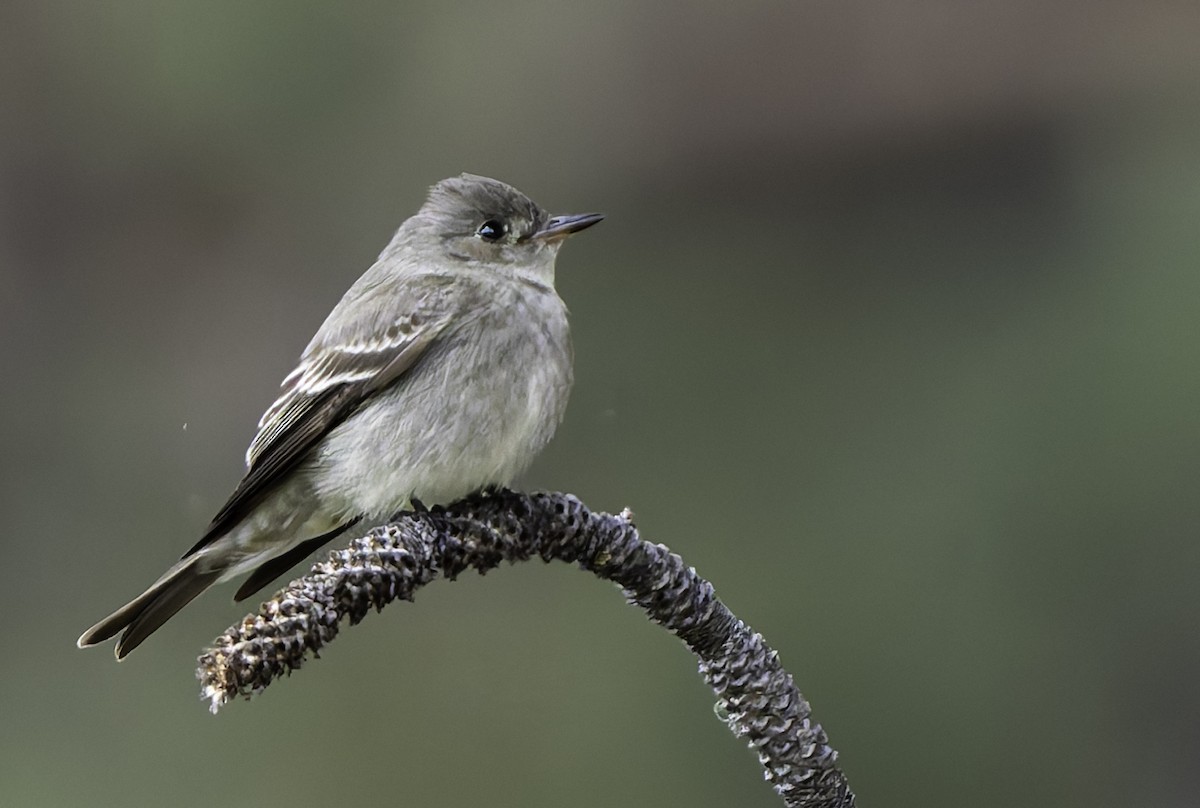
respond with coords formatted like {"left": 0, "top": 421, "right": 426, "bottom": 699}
{"left": 78, "top": 174, "right": 602, "bottom": 658}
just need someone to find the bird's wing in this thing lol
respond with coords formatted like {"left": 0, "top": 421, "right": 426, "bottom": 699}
{"left": 183, "top": 294, "right": 455, "bottom": 557}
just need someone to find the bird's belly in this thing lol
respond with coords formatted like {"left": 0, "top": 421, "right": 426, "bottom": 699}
{"left": 310, "top": 305, "right": 571, "bottom": 520}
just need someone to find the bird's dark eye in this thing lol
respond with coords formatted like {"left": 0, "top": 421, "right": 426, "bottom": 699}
{"left": 476, "top": 219, "right": 507, "bottom": 242}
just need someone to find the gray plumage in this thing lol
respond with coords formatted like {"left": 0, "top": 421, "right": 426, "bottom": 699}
{"left": 77, "top": 174, "right": 602, "bottom": 658}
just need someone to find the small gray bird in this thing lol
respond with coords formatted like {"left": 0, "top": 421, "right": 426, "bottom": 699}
{"left": 78, "top": 174, "right": 602, "bottom": 658}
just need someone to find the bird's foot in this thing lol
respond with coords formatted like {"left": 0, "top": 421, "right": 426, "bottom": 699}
{"left": 387, "top": 496, "right": 428, "bottom": 522}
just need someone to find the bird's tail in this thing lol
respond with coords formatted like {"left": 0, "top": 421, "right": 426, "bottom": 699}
{"left": 77, "top": 557, "right": 220, "bottom": 659}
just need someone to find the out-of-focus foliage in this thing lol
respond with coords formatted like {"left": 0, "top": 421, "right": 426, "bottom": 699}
{"left": 2, "top": 3, "right": 1198, "bottom": 806}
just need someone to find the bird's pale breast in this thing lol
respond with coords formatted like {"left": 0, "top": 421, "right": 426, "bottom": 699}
{"left": 310, "top": 278, "right": 572, "bottom": 520}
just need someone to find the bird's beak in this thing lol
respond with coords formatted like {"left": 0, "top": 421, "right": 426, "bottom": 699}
{"left": 533, "top": 212, "right": 605, "bottom": 242}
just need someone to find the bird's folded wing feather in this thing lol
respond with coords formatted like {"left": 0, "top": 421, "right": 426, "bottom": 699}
{"left": 183, "top": 284, "right": 456, "bottom": 557}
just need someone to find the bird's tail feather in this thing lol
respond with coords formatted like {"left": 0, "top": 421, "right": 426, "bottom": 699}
{"left": 77, "top": 558, "right": 220, "bottom": 659}
{"left": 233, "top": 518, "right": 360, "bottom": 602}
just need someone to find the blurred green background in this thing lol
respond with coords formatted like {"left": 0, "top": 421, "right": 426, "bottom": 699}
{"left": 3, "top": 2, "right": 1199, "bottom": 806}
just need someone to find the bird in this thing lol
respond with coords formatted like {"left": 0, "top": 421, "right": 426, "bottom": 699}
{"left": 77, "top": 173, "right": 603, "bottom": 658}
